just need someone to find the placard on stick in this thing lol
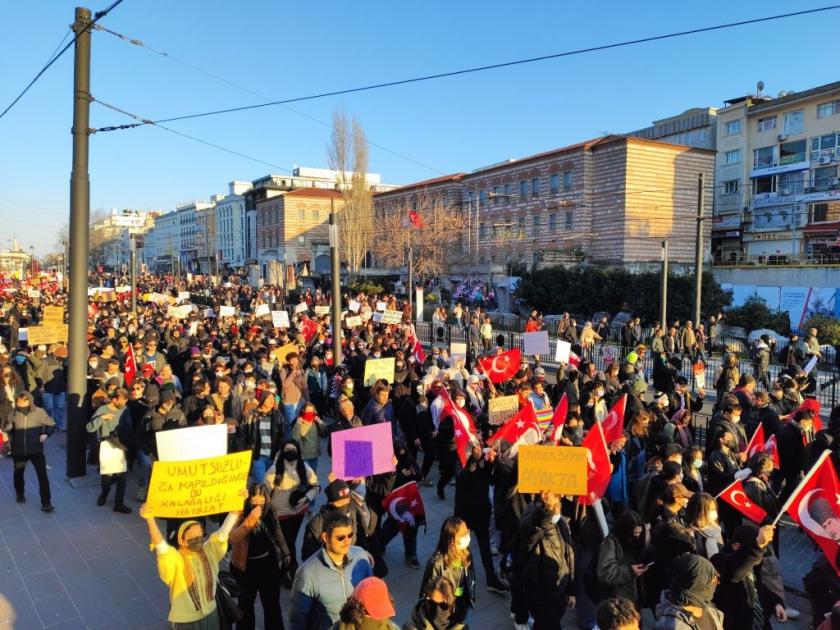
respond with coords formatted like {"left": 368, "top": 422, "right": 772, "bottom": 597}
{"left": 555, "top": 339, "right": 571, "bottom": 364}
{"left": 450, "top": 342, "right": 467, "bottom": 363}
{"left": 488, "top": 395, "right": 520, "bottom": 426}
{"left": 272, "top": 342, "right": 298, "bottom": 365}
{"left": 330, "top": 423, "right": 395, "bottom": 480}
{"left": 41, "top": 305, "right": 64, "bottom": 324}
{"left": 363, "top": 357, "right": 395, "bottom": 387}
{"left": 254, "top": 303, "right": 270, "bottom": 317}
{"left": 145, "top": 451, "right": 252, "bottom": 518}
{"left": 523, "top": 330, "right": 550, "bottom": 357}
{"left": 219, "top": 305, "right": 236, "bottom": 317}
{"left": 517, "top": 445, "right": 588, "bottom": 494}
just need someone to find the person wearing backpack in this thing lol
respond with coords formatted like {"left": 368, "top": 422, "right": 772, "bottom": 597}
{"left": 511, "top": 491, "right": 576, "bottom": 630}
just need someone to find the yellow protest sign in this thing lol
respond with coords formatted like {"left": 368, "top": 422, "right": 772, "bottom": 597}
{"left": 145, "top": 451, "right": 252, "bottom": 518}
{"left": 363, "top": 357, "right": 395, "bottom": 387}
{"left": 42, "top": 306, "right": 64, "bottom": 324}
{"left": 27, "top": 324, "right": 68, "bottom": 345}
{"left": 517, "top": 445, "right": 588, "bottom": 495}
{"left": 272, "top": 342, "right": 297, "bottom": 365}
{"left": 488, "top": 395, "right": 519, "bottom": 426}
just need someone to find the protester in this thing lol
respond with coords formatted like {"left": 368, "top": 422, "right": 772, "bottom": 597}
{"left": 2, "top": 391, "right": 55, "bottom": 511}
{"left": 334, "top": 576, "right": 400, "bottom": 630}
{"left": 419, "top": 517, "right": 476, "bottom": 626}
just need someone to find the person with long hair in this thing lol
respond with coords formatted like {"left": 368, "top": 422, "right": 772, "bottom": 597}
{"left": 228, "top": 483, "right": 291, "bottom": 630}
{"left": 419, "top": 517, "right": 476, "bottom": 625}
{"left": 685, "top": 492, "right": 723, "bottom": 559}
{"left": 680, "top": 446, "right": 705, "bottom": 494}
{"left": 405, "top": 575, "right": 465, "bottom": 630}
{"left": 596, "top": 510, "right": 646, "bottom": 604}
{"left": 265, "top": 439, "right": 320, "bottom": 569}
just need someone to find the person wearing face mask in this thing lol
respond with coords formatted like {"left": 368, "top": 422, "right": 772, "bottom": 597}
{"left": 86, "top": 388, "right": 132, "bottom": 513}
{"left": 778, "top": 408, "right": 817, "bottom": 505}
{"left": 404, "top": 575, "right": 464, "bottom": 630}
{"left": 265, "top": 440, "right": 318, "bottom": 558}
{"left": 706, "top": 398, "right": 747, "bottom": 457}
{"left": 290, "top": 402, "right": 328, "bottom": 473}
{"left": 685, "top": 492, "right": 723, "bottom": 559}
{"left": 557, "top": 410, "right": 585, "bottom": 446}
{"left": 653, "top": 553, "right": 724, "bottom": 630}
{"left": 240, "top": 390, "right": 282, "bottom": 484}
{"left": 2, "top": 392, "right": 55, "bottom": 511}
{"left": 595, "top": 510, "right": 646, "bottom": 604}
{"left": 435, "top": 389, "right": 468, "bottom": 500}
{"left": 582, "top": 382, "right": 608, "bottom": 428}
{"left": 305, "top": 356, "right": 328, "bottom": 416}
{"left": 680, "top": 446, "right": 705, "bottom": 494}
{"left": 743, "top": 454, "right": 779, "bottom": 524}
{"left": 645, "top": 484, "right": 696, "bottom": 605}
{"left": 228, "top": 483, "right": 292, "bottom": 630}
{"left": 139, "top": 497, "right": 244, "bottom": 629}
{"left": 420, "top": 517, "right": 477, "bottom": 626}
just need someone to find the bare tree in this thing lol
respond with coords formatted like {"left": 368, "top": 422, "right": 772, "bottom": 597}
{"left": 375, "top": 188, "right": 465, "bottom": 279}
{"left": 327, "top": 110, "right": 373, "bottom": 278}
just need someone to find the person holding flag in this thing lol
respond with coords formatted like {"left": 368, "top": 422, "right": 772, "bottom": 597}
{"left": 435, "top": 388, "right": 478, "bottom": 500}
{"left": 778, "top": 407, "right": 819, "bottom": 504}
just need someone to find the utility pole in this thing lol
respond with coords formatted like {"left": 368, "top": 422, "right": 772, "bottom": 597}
{"left": 660, "top": 240, "right": 668, "bottom": 329}
{"left": 693, "top": 173, "right": 705, "bottom": 326}
{"left": 407, "top": 219, "right": 414, "bottom": 322}
{"left": 329, "top": 199, "right": 342, "bottom": 365}
{"left": 129, "top": 234, "right": 137, "bottom": 313}
{"left": 67, "top": 6, "right": 92, "bottom": 479}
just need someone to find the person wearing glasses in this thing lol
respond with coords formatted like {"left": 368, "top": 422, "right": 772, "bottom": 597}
{"left": 405, "top": 575, "right": 463, "bottom": 629}
{"left": 289, "top": 511, "right": 374, "bottom": 630}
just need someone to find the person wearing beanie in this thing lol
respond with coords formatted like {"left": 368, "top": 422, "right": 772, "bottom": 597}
{"left": 333, "top": 576, "right": 399, "bottom": 630}
{"left": 2, "top": 391, "right": 55, "bottom": 512}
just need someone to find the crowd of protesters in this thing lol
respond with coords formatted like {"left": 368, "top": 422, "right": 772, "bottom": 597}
{"left": 2, "top": 270, "right": 840, "bottom": 630}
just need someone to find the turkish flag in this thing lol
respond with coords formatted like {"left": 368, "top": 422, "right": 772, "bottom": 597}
{"left": 785, "top": 451, "right": 840, "bottom": 574}
{"left": 478, "top": 347, "right": 521, "bottom": 384}
{"left": 550, "top": 393, "right": 569, "bottom": 444}
{"left": 407, "top": 330, "right": 426, "bottom": 364}
{"left": 795, "top": 398, "right": 823, "bottom": 432}
{"left": 579, "top": 422, "right": 611, "bottom": 506}
{"left": 601, "top": 394, "right": 627, "bottom": 444}
{"left": 744, "top": 424, "right": 781, "bottom": 468}
{"left": 440, "top": 389, "right": 479, "bottom": 467}
{"left": 569, "top": 351, "right": 581, "bottom": 369}
{"left": 718, "top": 478, "right": 768, "bottom": 524}
{"left": 764, "top": 435, "right": 781, "bottom": 469}
{"left": 487, "top": 404, "right": 541, "bottom": 447}
{"left": 123, "top": 344, "right": 137, "bottom": 387}
{"left": 300, "top": 317, "right": 318, "bottom": 344}
{"left": 382, "top": 481, "right": 426, "bottom": 531}
{"left": 409, "top": 210, "right": 424, "bottom": 228}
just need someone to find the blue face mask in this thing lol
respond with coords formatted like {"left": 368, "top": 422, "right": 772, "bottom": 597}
{"left": 14, "top": 355, "right": 25, "bottom": 365}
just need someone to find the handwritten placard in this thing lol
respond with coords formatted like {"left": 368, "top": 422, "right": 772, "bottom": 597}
{"left": 376, "top": 301, "right": 387, "bottom": 311}
{"left": 555, "top": 339, "right": 571, "bottom": 363}
{"left": 294, "top": 302, "right": 309, "bottom": 314}
{"left": 254, "top": 303, "right": 270, "bottom": 317}
{"left": 345, "top": 315, "right": 362, "bottom": 327}
{"left": 26, "top": 324, "right": 68, "bottom": 345}
{"left": 349, "top": 300, "right": 361, "bottom": 313}
{"left": 271, "top": 310, "right": 290, "bottom": 329}
{"left": 41, "top": 306, "right": 64, "bottom": 324}
{"left": 363, "top": 357, "right": 396, "bottom": 387}
{"left": 219, "top": 305, "right": 236, "bottom": 317}
{"left": 517, "top": 445, "right": 588, "bottom": 494}
{"left": 330, "top": 423, "right": 395, "bottom": 480}
{"left": 145, "top": 451, "right": 252, "bottom": 518}
{"left": 167, "top": 304, "right": 194, "bottom": 319}
{"left": 488, "top": 395, "right": 520, "bottom": 426}
{"left": 450, "top": 342, "right": 467, "bottom": 362}
{"left": 272, "top": 342, "right": 297, "bottom": 365}
{"left": 524, "top": 330, "right": 550, "bottom": 357}
{"left": 156, "top": 424, "right": 229, "bottom": 462}
{"left": 314, "top": 305, "right": 330, "bottom": 316}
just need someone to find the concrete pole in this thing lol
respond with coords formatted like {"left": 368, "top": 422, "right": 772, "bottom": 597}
{"left": 694, "top": 173, "right": 705, "bottom": 326}
{"left": 129, "top": 234, "right": 137, "bottom": 313}
{"left": 660, "top": 240, "right": 668, "bottom": 330}
{"left": 329, "top": 199, "right": 342, "bottom": 365}
{"left": 66, "top": 6, "right": 92, "bottom": 478}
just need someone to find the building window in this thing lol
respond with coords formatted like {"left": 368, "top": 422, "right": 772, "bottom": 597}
{"left": 753, "top": 146, "right": 774, "bottom": 169}
{"left": 517, "top": 217, "right": 525, "bottom": 238}
{"left": 520, "top": 180, "right": 528, "bottom": 198}
{"left": 311, "top": 209, "right": 319, "bottom": 221}
{"left": 778, "top": 171, "right": 805, "bottom": 195}
{"left": 779, "top": 139, "right": 807, "bottom": 165}
{"left": 548, "top": 213, "right": 557, "bottom": 231}
{"left": 550, "top": 174, "right": 559, "bottom": 194}
{"left": 503, "top": 183, "right": 511, "bottom": 199}
{"left": 564, "top": 211, "right": 574, "bottom": 230}
{"left": 723, "top": 180, "right": 739, "bottom": 194}
{"left": 783, "top": 110, "right": 804, "bottom": 136}
{"left": 563, "top": 170, "right": 573, "bottom": 189}
{"left": 531, "top": 177, "right": 540, "bottom": 197}
{"left": 532, "top": 214, "right": 541, "bottom": 231}
{"left": 297, "top": 209, "right": 305, "bottom": 220}
{"left": 812, "top": 165, "right": 839, "bottom": 190}
{"left": 725, "top": 120, "right": 741, "bottom": 135}
{"left": 812, "top": 133, "right": 838, "bottom": 155}
{"left": 724, "top": 149, "right": 741, "bottom": 165}
{"left": 811, "top": 201, "right": 840, "bottom": 223}
{"left": 757, "top": 116, "right": 776, "bottom": 132}
{"left": 479, "top": 190, "right": 487, "bottom": 205}
{"left": 817, "top": 100, "right": 840, "bottom": 118}
{"left": 752, "top": 176, "right": 775, "bottom": 195}
{"left": 479, "top": 223, "right": 488, "bottom": 240}
{"left": 493, "top": 186, "right": 501, "bottom": 204}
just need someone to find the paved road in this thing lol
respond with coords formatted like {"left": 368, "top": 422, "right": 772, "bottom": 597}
{"left": 0, "top": 433, "right": 817, "bottom": 629}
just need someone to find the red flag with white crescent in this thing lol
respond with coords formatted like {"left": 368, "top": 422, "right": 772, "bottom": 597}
{"left": 764, "top": 435, "right": 780, "bottom": 469}
{"left": 568, "top": 351, "right": 580, "bottom": 369}
{"left": 744, "top": 424, "right": 766, "bottom": 459}
{"left": 439, "top": 389, "right": 479, "bottom": 466}
{"left": 550, "top": 393, "right": 569, "bottom": 444}
{"left": 579, "top": 422, "right": 611, "bottom": 506}
{"left": 382, "top": 481, "right": 426, "bottom": 531}
{"left": 717, "top": 478, "right": 768, "bottom": 524}
{"left": 300, "top": 317, "right": 319, "bottom": 344}
{"left": 784, "top": 451, "right": 840, "bottom": 574}
{"left": 487, "top": 404, "right": 541, "bottom": 447}
{"left": 600, "top": 394, "right": 627, "bottom": 444}
{"left": 123, "top": 344, "right": 137, "bottom": 387}
{"left": 478, "top": 348, "right": 521, "bottom": 384}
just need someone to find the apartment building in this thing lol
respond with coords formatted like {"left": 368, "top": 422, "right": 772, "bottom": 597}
{"left": 215, "top": 181, "right": 251, "bottom": 270}
{"left": 712, "top": 81, "right": 840, "bottom": 263}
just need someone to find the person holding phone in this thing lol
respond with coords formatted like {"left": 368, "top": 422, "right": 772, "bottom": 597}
{"left": 597, "top": 510, "right": 647, "bottom": 605}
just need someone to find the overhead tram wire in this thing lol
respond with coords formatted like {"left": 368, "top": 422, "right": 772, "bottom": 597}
{"left": 0, "top": 0, "right": 126, "bottom": 121}
{"left": 93, "top": 5, "right": 840, "bottom": 132}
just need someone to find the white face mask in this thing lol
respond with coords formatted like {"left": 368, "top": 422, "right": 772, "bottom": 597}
{"left": 551, "top": 513, "right": 562, "bottom": 524}
{"left": 457, "top": 534, "right": 471, "bottom": 550}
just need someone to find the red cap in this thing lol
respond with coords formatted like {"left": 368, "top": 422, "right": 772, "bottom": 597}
{"left": 352, "top": 577, "right": 395, "bottom": 620}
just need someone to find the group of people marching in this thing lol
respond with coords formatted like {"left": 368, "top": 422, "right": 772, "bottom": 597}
{"left": 2, "top": 271, "right": 840, "bottom": 630}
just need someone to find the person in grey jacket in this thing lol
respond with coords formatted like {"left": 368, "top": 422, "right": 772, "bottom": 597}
{"left": 2, "top": 391, "right": 55, "bottom": 511}
{"left": 654, "top": 553, "right": 724, "bottom": 630}
{"left": 289, "top": 511, "right": 374, "bottom": 630}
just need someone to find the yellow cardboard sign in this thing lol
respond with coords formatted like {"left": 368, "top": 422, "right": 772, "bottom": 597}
{"left": 42, "top": 306, "right": 64, "bottom": 324}
{"left": 363, "top": 357, "right": 395, "bottom": 387}
{"left": 517, "top": 445, "right": 588, "bottom": 495}
{"left": 27, "top": 324, "right": 68, "bottom": 345}
{"left": 145, "top": 451, "right": 252, "bottom": 518}
{"left": 272, "top": 342, "right": 298, "bottom": 365}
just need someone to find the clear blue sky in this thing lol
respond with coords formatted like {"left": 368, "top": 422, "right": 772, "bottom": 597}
{"left": 2, "top": 0, "right": 839, "bottom": 255}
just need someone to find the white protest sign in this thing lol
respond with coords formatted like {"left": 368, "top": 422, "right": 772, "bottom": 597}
{"left": 18, "top": 328, "right": 28, "bottom": 341}
{"left": 177, "top": 291, "right": 191, "bottom": 302}
{"left": 219, "top": 305, "right": 235, "bottom": 317}
{"left": 524, "top": 330, "right": 550, "bottom": 356}
{"left": 450, "top": 342, "right": 467, "bottom": 362}
{"left": 349, "top": 300, "right": 361, "bottom": 313}
{"left": 314, "top": 305, "right": 330, "bottom": 316}
{"left": 345, "top": 315, "right": 362, "bottom": 327}
{"left": 376, "top": 301, "right": 387, "bottom": 311}
{"left": 204, "top": 308, "right": 215, "bottom": 318}
{"left": 254, "top": 303, "right": 270, "bottom": 317}
{"left": 188, "top": 321, "right": 198, "bottom": 337}
{"left": 167, "top": 304, "right": 193, "bottom": 320}
{"left": 804, "top": 355, "right": 819, "bottom": 375}
{"left": 555, "top": 339, "right": 571, "bottom": 364}
{"left": 156, "top": 424, "right": 228, "bottom": 462}
{"left": 271, "top": 310, "right": 290, "bottom": 329}
{"left": 294, "top": 302, "right": 309, "bottom": 314}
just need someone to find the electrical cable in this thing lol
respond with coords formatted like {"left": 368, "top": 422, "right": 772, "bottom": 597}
{"left": 93, "top": 5, "right": 840, "bottom": 132}
{"left": 0, "top": 0, "right": 126, "bottom": 121}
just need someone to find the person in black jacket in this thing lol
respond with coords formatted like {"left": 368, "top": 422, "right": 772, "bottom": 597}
{"left": 778, "top": 408, "right": 817, "bottom": 504}
{"left": 645, "top": 483, "right": 696, "bottom": 608}
{"left": 2, "top": 391, "right": 55, "bottom": 511}
{"left": 711, "top": 523, "right": 782, "bottom": 630}
{"left": 454, "top": 446, "right": 508, "bottom": 594}
{"left": 300, "top": 478, "right": 374, "bottom": 563}
{"left": 510, "top": 491, "right": 576, "bottom": 630}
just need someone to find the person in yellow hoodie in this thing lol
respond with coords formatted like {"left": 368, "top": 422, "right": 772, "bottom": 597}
{"left": 139, "top": 494, "right": 245, "bottom": 629}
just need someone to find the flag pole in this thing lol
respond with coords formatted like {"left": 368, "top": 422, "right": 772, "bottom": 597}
{"left": 714, "top": 478, "right": 737, "bottom": 500}
{"left": 771, "top": 448, "right": 832, "bottom": 527}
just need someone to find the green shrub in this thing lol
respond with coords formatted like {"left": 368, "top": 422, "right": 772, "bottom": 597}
{"left": 803, "top": 313, "right": 840, "bottom": 346}
{"left": 348, "top": 281, "right": 384, "bottom": 295}
{"left": 724, "top": 296, "right": 790, "bottom": 334}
